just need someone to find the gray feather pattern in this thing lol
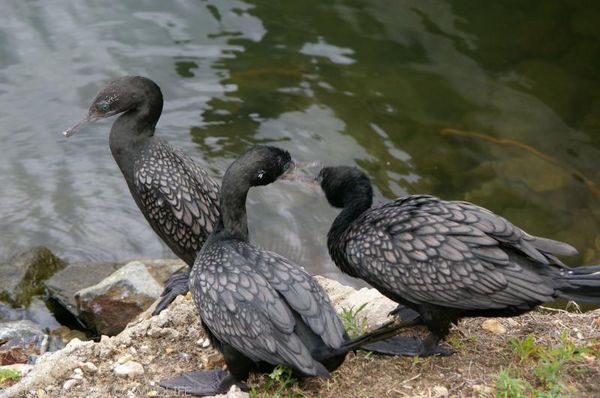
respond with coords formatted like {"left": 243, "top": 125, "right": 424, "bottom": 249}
{"left": 191, "top": 240, "right": 344, "bottom": 376}
{"left": 334, "top": 195, "right": 578, "bottom": 310}
{"left": 133, "top": 138, "right": 220, "bottom": 264}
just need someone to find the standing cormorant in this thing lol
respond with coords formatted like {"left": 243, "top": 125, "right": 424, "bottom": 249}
{"left": 160, "top": 146, "right": 403, "bottom": 396}
{"left": 318, "top": 165, "right": 600, "bottom": 356}
{"left": 63, "top": 76, "right": 220, "bottom": 315}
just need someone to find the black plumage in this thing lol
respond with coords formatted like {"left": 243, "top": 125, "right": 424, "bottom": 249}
{"left": 63, "top": 76, "right": 220, "bottom": 314}
{"left": 160, "top": 146, "right": 403, "bottom": 396}
{"left": 319, "top": 165, "right": 600, "bottom": 356}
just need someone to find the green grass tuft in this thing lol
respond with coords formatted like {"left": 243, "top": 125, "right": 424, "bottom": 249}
{"left": 0, "top": 368, "right": 21, "bottom": 385}
{"left": 250, "top": 365, "right": 303, "bottom": 398}
{"left": 339, "top": 303, "right": 368, "bottom": 338}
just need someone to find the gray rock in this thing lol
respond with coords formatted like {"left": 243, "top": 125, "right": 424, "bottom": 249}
{"left": 0, "top": 320, "right": 45, "bottom": 344}
{"left": 314, "top": 276, "right": 397, "bottom": 328}
{"left": 0, "top": 320, "right": 63, "bottom": 365}
{"left": 75, "top": 261, "right": 163, "bottom": 336}
{"left": 45, "top": 261, "right": 122, "bottom": 317}
{"left": 0, "top": 247, "right": 66, "bottom": 307}
{"left": 113, "top": 360, "right": 144, "bottom": 378}
{"left": 139, "top": 258, "right": 187, "bottom": 285}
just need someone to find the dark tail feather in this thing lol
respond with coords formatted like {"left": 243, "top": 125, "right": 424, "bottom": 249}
{"left": 340, "top": 320, "right": 404, "bottom": 351}
{"left": 558, "top": 265, "right": 600, "bottom": 303}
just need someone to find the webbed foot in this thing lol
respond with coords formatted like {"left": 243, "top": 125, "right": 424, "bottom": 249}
{"left": 159, "top": 368, "right": 248, "bottom": 396}
{"left": 362, "top": 336, "right": 453, "bottom": 357}
{"left": 152, "top": 268, "right": 191, "bottom": 316}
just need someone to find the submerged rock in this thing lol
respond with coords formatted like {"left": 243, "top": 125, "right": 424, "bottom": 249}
{"left": 75, "top": 261, "right": 162, "bottom": 336}
{"left": 0, "top": 320, "right": 64, "bottom": 365}
{"left": 0, "top": 247, "right": 65, "bottom": 307}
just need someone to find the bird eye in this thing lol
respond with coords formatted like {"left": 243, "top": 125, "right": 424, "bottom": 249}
{"left": 257, "top": 170, "right": 265, "bottom": 179}
{"left": 98, "top": 103, "right": 110, "bottom": 113}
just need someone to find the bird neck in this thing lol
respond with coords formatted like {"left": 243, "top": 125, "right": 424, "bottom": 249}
{"left": 328, "top": 192, "right": 372, "bottom": 253}
{"left": 215, "top": 164, "right": 251, "bottom": 242}
{"left": 109, "top": 92, "right": 163, "bottom": 180}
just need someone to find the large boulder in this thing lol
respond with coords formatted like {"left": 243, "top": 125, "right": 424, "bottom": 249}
{"left": 0, "top": 247, "right": 65, "bottom": 307}
{"left": 74, "top": 261, "right": 163, "bottom": 335}
{"left": 45, "top": 259, "right": 186, "bottom": 320}
{"left": 45, "top": 262, "right": 123, "bottom": 318}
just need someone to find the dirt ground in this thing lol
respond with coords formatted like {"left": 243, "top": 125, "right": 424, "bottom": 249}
{"left": 3, "top": 291, "right": 600, "bottom": 398}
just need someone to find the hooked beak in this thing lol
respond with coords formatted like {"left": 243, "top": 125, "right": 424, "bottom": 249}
{"left": 62, "top": 114, "right": 101, "bottom": 138}
{"left": 279, "top": 160, "right": 324, "bottom": 186}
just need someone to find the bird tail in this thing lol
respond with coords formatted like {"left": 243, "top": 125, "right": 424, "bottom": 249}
{"left": 557, "top": 265, "right": 600, "bottom": 303}
{"left": 340, "top": 320, "right": 404, "bottom": 351}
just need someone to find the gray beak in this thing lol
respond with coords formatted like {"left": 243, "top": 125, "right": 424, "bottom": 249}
{"left": 279, "top": 160, "right": 323, "bottom": 186}
{"left": 62, "top": 114, "right": 100, "bottom": 138}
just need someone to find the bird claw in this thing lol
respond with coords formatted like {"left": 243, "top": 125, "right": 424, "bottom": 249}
{"left": 160, "top": 368, "right": 247, "bottom": 396}
{"left": 152, "top": 268, "right": 191, "bottom": 315}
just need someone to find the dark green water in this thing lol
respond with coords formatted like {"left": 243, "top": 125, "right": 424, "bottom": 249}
{"left": 0, "top": 0, "right": 599, "bottom": 286}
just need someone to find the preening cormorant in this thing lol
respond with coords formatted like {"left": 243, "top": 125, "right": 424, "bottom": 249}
{"left": 160, "top": 146, "right": 403, "bottom": 396}
{"left": 319, "top": 165, "right": 600, "bottom": 356}
{"left": 63, "top": 76, "right": 220, "bottom": 315}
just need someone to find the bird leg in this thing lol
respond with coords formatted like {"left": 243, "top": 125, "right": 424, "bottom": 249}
{"left": 159, "top": 368, "right": 247, "bottom": 396}
{"left": 414, "top": 333, "right": 454, "bottom": 357}
{"left": 152, "top": 267, "right": 191, "bottom": 315}
{"left": 388, "top": 305, "right": 421, "bottom": 322}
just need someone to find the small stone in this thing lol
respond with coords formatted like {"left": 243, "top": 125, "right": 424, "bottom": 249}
{"left": 147, "top": 391, "right": 158, "bottom": 397}
{"left": 82, "top": 362, "right": 98, "bottom": 373}
{"left": 63, "top": 379, "right": 79, "bottom": 390}
{"left": 201, "top": 351, "right": 225, "bottom": 369}
{"left": 432, "top": 385, "right": 449, "bottom": 398}
{"left": 71, "top": 368, "right": 84, "bottom": 380}
{"left": 117, "top": 354, "right": 133, "bottom": 364}
{"left": 481, "top": 319, "right": 506, "bottom": 334}
{"left": 225, "top": 384, "right": 247, "bottom": 397}
{"left": 113, "top": 361, "right": 144, "bottom": 378}
{"left": 129, "top": 346, "right": 137, "bottom": 355}
{"left": 581, "top": 352, "right": 596, "bottom": 364}
{"left": 202, "top": 339, "right": 211, "bottom": 348}
{"left": 36, "top": 389, "right": 46, "bottom": 398}
{"left": 179, "top": 352, "right": 191, "bottom": 361}
{"left": 472, "top": 385, "right": 493, "bottom": 394}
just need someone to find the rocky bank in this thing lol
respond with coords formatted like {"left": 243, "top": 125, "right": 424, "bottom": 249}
{"left": 2, "top": 275, "right": 600, "bottom": 398}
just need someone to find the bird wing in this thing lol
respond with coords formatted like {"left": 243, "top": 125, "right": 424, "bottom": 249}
{"left": 192, "top": 242, "right": 329, "bottom": 377}
{"left": 342, "top": 195, "right": 572, "bottom": 310}
{"left": 133, "top": 139, "right": 220, "bottom": 263}
{"left": 244, "top": 245, "right": 346, "bottom": 349}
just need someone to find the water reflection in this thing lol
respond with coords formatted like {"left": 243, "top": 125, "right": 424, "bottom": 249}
{"left": 0, "top": 0, "right": 598, "bottom": 282}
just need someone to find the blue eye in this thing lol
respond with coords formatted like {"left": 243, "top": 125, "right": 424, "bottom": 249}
{"left": 98, "top": 103, "right": 110, "bottom": 112}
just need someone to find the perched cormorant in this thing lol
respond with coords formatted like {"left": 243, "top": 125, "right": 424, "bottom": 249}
{"left": 319, "top": 165, "right": 600, "bottom": 356}
{"left": 160, "top": 146, "right": 403, "bottom": 396}
{"left": 63, "top": 76, "right": 220, "bottom": 315}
